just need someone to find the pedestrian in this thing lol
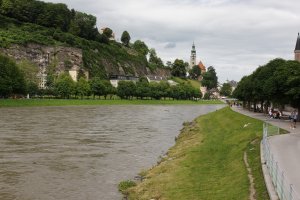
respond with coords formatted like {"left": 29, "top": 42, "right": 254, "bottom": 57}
{"left": 293, "top": 110, "right": 298, "bottom": 129}
{"left": 290, "top": 111, "right": 295, "bottom": 129}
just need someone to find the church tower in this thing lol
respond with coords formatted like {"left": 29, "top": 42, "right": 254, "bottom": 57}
{"left": 295, "top": 33, "right": 300, "bottom": 62}
{"left": 190, "top": 42, "right": 196, "bottom": 69}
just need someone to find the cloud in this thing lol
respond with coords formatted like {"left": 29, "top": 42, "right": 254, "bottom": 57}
{"left": 164, "top": 43, "right": 177, "bottom": 49}
{"left": 43, "top": 0, "right": 300, "bottom": 83}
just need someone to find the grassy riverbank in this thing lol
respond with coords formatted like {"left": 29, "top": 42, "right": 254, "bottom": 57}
{"left": 0, "top": 99, "right": 223, "bottom": 107}
{"left": 125, "top": 107, "right": 269, "bottom": 200}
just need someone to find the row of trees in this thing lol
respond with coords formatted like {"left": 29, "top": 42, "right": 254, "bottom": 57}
{"left": 0, "top": 53, "right": 202, "bottom": 100}
{"left": 49, "top": 74, "right": 202, "bottom": 100}
{"left": 233, "top": 58, "right": 300, "bottom": 114}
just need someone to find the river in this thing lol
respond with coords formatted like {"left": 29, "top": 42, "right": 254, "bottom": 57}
{"left": 0, "top": 105, "right": 224, "bottom": 200}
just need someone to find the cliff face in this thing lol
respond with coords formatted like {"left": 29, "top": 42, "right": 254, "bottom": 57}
{"left": 0, "top": 43, "right": 171, "bottom": 80}
{"left": 0, "top": 43, "right": 83, "bottom": 74}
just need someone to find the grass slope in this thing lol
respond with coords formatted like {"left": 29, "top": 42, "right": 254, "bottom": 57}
{"left": 0, "top": 99, "right": 223, "bottom": 107}
{"left": 172, "top": 77, "right": 201, "bottom": 89}
{"left": 127, "top": 107, "right": 269, "bottom": 200}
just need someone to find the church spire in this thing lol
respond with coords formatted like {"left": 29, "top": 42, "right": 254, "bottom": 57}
{"left": 295, "top": 33, "right": 300, "bottom": 62}
{"left": 295, "top": 32, "right": 300, "bottom": 51}
{"left": 190, "top": 42, "right": 197, "bottom": 68}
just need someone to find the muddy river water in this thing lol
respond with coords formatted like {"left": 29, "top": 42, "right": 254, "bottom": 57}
{"left": 0, "top": 105, "right": 224, "bottom": 200}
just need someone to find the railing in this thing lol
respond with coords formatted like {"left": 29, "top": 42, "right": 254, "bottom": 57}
{"left": 262, "top": 123, "right": 300, "bottom": 200}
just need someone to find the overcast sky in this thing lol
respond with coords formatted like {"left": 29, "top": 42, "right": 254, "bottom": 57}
{"left": 44, "top": 0, "right": 300, "bottom": 83}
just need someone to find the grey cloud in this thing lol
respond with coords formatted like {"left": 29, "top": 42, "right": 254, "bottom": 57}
{"left": 164, "top": 43, "right": 177, "bottom": 49}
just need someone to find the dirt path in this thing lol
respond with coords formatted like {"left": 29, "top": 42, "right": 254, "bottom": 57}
{"left": 244, "top": 151, "right": 256, "bottom": 200}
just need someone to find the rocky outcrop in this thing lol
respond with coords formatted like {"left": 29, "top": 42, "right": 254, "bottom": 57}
{"left": 0, "top": 43, "right": 83, "bottom": 73}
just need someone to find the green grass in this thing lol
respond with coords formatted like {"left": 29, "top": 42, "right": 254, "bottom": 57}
{"left": 0, "top": 99, "right": 224, "bottom": 107}
{"left": 127, "top": 107, "right": 269, "bottom": 200}
{"left": 172, "top": 77, "right": 201, "bottom": 89}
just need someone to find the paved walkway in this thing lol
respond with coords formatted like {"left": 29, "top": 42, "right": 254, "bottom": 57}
{"left": 232, "top": 106, "right": 300, "bottom": 199}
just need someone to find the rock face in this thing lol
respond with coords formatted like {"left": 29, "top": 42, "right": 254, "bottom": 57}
{"left": 0, "top": 43, "right": 171, "bottom": 86}
{"left": 0, "top": 43, "right": 83, "bottom": 72}
{"left": 0, "top": 43, "right": 85, "bottom": 87}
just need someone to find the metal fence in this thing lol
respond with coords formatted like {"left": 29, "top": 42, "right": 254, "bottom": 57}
{"left": 262, "top": 123, "right": 300, "bottom": 200}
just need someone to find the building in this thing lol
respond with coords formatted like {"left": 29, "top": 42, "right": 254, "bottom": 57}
{"left": 198, "top": 61, "right": 206, "bottom": 74}
{"left": 189, "top": 43, "right": 207, "bottom": 74}
{"left": 295, "top": 33, "right": 300, "bottom": 62}
{"left": 189, "top": 42, "right": 197, "bottom": 69}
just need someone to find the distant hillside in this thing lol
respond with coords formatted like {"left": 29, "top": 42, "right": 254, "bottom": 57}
{"left": 0, "top": 9, "right": 170, "bottom": 79}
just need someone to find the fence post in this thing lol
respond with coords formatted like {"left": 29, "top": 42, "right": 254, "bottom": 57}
{"left": 289, "top": 184, "right": 293, "bottom": 200}
{"left": 281, "top": 172, "right": 284, "bottom": 200}
{"left": 275, "top": 162, "right": 278, "bottom": 188}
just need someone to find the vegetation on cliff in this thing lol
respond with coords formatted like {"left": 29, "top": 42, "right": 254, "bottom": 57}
{"left": 0, "top": 0, "right": 169, "bottom": 80}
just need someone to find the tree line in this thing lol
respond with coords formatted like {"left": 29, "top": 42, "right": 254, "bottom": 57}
{"left": 0, "top": 54, "right": 202, "bottom": 100}
{"left": 233, "top": 58, "right": 300, "bottom": 114}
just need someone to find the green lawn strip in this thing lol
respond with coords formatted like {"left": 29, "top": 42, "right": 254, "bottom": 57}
{"left": 127, "top": 107, "right": 269, "bottom": 200}
{"left": 0, "top": 99, "right": 223, "bottom": 107}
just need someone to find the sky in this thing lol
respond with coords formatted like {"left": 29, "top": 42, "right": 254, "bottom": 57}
{"left": 44, "top": 0, "right": 300, "bottom": 83}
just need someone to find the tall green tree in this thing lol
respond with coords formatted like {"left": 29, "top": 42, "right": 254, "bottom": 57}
{"left": 189, "top": 65, "right": 201, "bottom": 80}
{"left": 117, "top": 81, "right": 136, "bottom": 99}
{"left": 121, "top": 31, "right": 131, "bottom": 46}
{"left": 220, "top": 83, "right": 232, "bottom": 97}
{"left": 54, "top": 72, "right": 75, "bottom": 98}
{"left": 171, "top": 59, "right": 187, "bottom": 78}
{"left": 90, "top": 77, "right": 106, "bottom": 99}
{"left": 0, "top": 54, "right": 26, "bottom": 97}
{"left": 133, "top": 40, "right": 149, "bottom": 56}
{"left": 76, "top": 77, "right": 91, "bottom": 99}
{"left": 201, "top": 66, "right": 218, "bottom": 90}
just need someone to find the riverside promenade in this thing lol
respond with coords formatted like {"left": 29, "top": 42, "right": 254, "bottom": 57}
{"left": 232, "top": 106, "right": 300, "bottom": 200}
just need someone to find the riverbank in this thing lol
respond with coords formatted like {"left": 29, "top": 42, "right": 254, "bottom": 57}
{"left": 0, "top": 99, "right": 223, "bottom": 107}
{"left": 125, "top": 107, "right": 270, "bottom": 200}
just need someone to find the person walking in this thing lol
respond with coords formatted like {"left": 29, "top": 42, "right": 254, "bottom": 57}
{"left": 293, "top": 110, "right": 298, "bottom": 129}
{"left": 290, "top": 111, "right": 295, "bottom": 129}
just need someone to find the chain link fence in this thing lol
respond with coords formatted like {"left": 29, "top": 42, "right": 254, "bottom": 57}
{"left": 262, "top": 123, "right": 300, "bottom": 200}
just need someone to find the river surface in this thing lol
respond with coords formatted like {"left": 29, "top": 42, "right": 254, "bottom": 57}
{"left": 0, "top": 105, "right": 224, "bottom": 200}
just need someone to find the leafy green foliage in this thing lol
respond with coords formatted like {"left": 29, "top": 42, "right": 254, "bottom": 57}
{"left": 121, "top": 30, "right": 131, "bottom": 46}
{"left": 148, "top": 48, "right": 164, "bottom": 71}
{"left": 201, "top": 66, "right": 218, "bottom": 90}
{"left": 171, "top": 59, "right": 187, "bottom": 78}
{"left": 233, "top": 58, "right": 300, "bottom": 114}
{"left": 76, "top": 77, "right": 91, "bottom": 99}
{"left": 0, "top": 54, "right": 26, "bottom": 97}
{"left": 133, "top": 40, "right": 149, "bottom": 56}
{"left": 54, "top": 72, "right": 75, "bottom": 98}
{"left": 189, "top": 65, "right": 201, "bottom": 80}
{"left": 220, "top": 83, "right": 232, "bottom": 97}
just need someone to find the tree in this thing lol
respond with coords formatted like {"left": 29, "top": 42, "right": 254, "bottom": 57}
{"left": 69, "top": 11, "right": 98, "bottom": 40}
{"left": 102, "top": 27, "right": 113, "bottom": 39}
{"left": 133, "top": 40, "right": 149, "bottom": 56}
{"left": 201, "top": 66, "right": 218, "bottom": 90}
{"left": 148, "top": 48, "right": 164, "bottom": 70}
{"left": 90, "top": 77, "right": 105, "bottom": 99}
{"left": 117, "top": 81, "right": 136, "bottom": 99}
{"left": 0, "top": 54, "right": 26, "bottom": 97}
{"left": 189, "top": 65, "right": 201, "bottom": 80}
{"left": 76, "top": 77, "right": 91, "bottom": 99}
{"left": 18, "top": 60, "right": 39, "bottom": 96}
{"left": 121, "top": 31, "right": 131, "bottom": 46}
{"left": 220, "top": 83, "right": 232, "bottom": 97}
{"left": 171, "top": 59, "right": 187, "bottom": 78}
{"left": 135, "top": 77, "right": 150, "bottom": 99}
{"left": 54, "top": 73, "right": 75, "bottom": 98}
